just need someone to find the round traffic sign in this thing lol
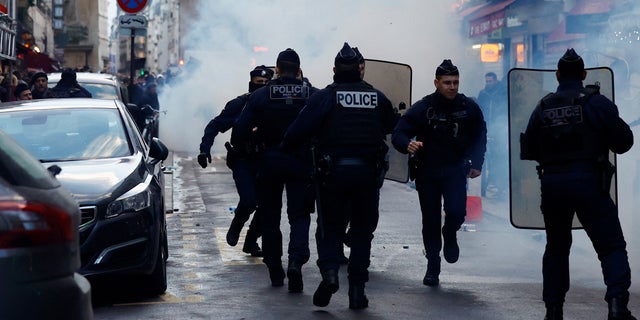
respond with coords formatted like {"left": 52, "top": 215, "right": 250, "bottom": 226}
{"left": 117, "top": 0, "right": 148, "bottom": 14}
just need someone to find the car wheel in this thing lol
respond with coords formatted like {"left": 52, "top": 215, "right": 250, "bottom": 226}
{"left": 146, "top": 240, "right": 167, "bottom": 296}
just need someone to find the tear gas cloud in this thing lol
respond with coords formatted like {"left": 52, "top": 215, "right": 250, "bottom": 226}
{"left": 156, "top": 0, "right": 639, "bottom": 285}
{"left": 158, "top": 0, "right": 481, "bottom": 155}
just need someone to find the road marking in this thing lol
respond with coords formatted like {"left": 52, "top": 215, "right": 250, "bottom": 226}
{"left": 213, "top": 227, "right": 262, "bottom": 265}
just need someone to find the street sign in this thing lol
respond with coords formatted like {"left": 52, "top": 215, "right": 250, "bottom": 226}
{"left": 119, "top": 14, "right": 147, "bottom": 29}
{"left": 117, "top": 0, "right": 148, "bottom": 14}
{"left": 119, "top": 27, "right": 147, "bottom": 37}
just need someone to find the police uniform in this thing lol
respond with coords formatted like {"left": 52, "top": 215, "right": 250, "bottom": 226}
{"left": 231, "top": 49, "right": 318, "bottom": 293}
{"left": 281, "top": 43, "right": 397, "bottom": 309}
{"left": 392, "top": 59, "right": 487, "bottom": 286}
{"left": 198, "top": 65, "right": 273, "bottom": 256}
{"left": 521, "top": 49, "right": 636, "bottom": 320}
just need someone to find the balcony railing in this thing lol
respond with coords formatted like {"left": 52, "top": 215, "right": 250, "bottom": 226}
{"left": 0, "top": 13, "right": 16, "bottom": 60}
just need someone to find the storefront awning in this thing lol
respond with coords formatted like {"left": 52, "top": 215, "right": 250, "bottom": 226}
{"left": 24, "top": 51, "right": 59, "bottom": 73}
{"left": 565, "top": 0, "right": 612, "bottom": 33}
{"left": 468, "top": 0, "right": 516, "bottom": 38}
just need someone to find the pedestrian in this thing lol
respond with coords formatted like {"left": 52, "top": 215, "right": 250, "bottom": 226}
{"left": 281, "top": 43, "right": 396, "bottom": 309}
{"left": 520, "top": 48, "right": 636, "bottom": 320}
{"left": 30, "top": 71, "right": 53, "bottom": 100}
{"left": 391, "top": 59, "right": 487, "bottom": 287}
{"left": 231, "top": 48, "right": 318, "bottom": 293}
{"left": 14, "top": 82, "right": 32, "bottom": 100}
{"left": 198, "top": 65, "right": 274, "bottom": 257}
{"left": 49, "top": 69, "right": 92, "bottom": 98}
{"left": 477, "top": 71, "right": 508, "bottom": 198}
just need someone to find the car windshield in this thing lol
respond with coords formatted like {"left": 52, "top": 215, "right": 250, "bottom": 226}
{"left": 49, "top": 82, "right": 119, "bottom": 100}
{"left": 0, "top": 108, "right": 131, "bottom": 162}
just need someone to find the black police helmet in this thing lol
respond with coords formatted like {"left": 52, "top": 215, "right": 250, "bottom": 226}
{"left": 277, "top": 48, "right": 300, "bottom": 66}
{"left": 250, "top": 65, "right": 274, "bottom": 80}
{"left": 557, "top": 48, "right": 584, "bottom": 80}
{"left": 436, "top": 59, "right": 459, "bottom": 77}
{"left": 335, "top": 42, "right": 359, "bottom": 66}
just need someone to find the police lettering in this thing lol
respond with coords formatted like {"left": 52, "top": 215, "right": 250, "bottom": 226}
{"left": 542, "top": 105, "right": 583, "bottom": 127}
{"left": 270, "top": 85, "right": 308, "bottom": 100}
{"left": 336, "top": 91, "right": 378, "bottom": 108}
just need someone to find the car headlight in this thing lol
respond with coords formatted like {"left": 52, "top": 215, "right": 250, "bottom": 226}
{"left": 105, "top": 186, "right": 151, "bottom": 219}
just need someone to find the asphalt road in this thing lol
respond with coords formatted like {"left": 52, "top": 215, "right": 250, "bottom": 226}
{"left": 91, "top": 152, "right": 640, "bottom": 320}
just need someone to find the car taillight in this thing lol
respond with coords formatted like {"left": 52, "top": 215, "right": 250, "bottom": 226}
{"left": 0, "top": 201, "right": 73, "bottom": 248}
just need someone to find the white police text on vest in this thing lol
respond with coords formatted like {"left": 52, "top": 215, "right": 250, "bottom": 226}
{"left": 336, "top": 91, "right": 378, "bottom": 108}
{"left": 270, "top": 84, "right": 308, "bottom": 100}
{"left": 542, "top": 105, "right": 583, "bottom": 127}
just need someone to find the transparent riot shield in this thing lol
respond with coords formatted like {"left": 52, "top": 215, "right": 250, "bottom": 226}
{"left": 363, "top": 59, "right": 412, "bottom": 183}
{"left": 508, "top": 67, "right": 617, "bottom": 229}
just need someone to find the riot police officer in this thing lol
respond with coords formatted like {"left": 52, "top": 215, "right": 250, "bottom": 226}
{"left": 521, "top": 49, "right": 636, "bottom": 320}
{"left": 198, "top": 65, "right": 274, "bottom": 256}
{"left": 231, "top": 48, "right": 318, "bottom": 293}
{"left": 392, "top": 59, "right": 487, "bottom": 287}
{"left": 281, "top": 43, "right": 396, "bottom": 309}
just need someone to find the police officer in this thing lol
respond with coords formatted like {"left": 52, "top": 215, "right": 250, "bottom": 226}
{"left": 281, "top": 43, "right": 396, "bottom": 309}
{"left": 231, "top": 48, "right": 318, "bottom": 293}
{"left": 392, "top": 59, "right": 487, "bottom": 287}
{"left": 198, "top": 65, "right": 274, "bottom": 257}
{"left": 521, "top": 49, "right": 636, "bottom": 320}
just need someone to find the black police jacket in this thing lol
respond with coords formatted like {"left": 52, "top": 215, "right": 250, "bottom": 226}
{"left": 392, "top": 91, "right": 487, "bottom": 170}
{"left": 522, "top": 79, "right": 633, "bottom": 165}
{"left": 199, "top": 93, "right": 249, "bottom": 154}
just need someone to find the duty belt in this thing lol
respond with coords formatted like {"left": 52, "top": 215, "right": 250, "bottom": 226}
{"left": 333, "top": 157, "right": 374, "bottom": 166}
{"left": 541, "top": 161, "right": 599, "bottom": 174}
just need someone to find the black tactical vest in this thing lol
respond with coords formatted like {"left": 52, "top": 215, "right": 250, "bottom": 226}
{"left": 316, "top": 81, "right": 383, "bottom": 156}
{"left": 536, "top": 87, "right": 602, "bottom": 165}
{"left": 258, "top": 79, "right": 309, "bottom": 147}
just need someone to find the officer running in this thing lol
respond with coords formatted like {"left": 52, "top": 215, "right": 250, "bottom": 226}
{"left": 521, "top": 48, "right": 636, "bottom": 320}
{"left": 198, "top": 65, "right": 274, "bottom": 257}
{"left": 281, "top": 43, "right": 397, "bottom": 309}
{"left": 231, "top": 48, "right": 318, "bottom": 293}
{"left": 392, "top": 59, "right": 487, "bottom": 287}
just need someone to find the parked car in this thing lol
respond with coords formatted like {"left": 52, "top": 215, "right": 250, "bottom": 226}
{"left": 0, "top": 130, "right": 93, "bottom": 320}
{"left": 0, "top": 98, "right": 170, "bottom": 295}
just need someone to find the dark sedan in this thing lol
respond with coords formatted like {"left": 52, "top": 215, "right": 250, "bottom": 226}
{"left": 0, "top": 130, "right": 93, "bottom": 320}
{"left": 0, "top": 98, "right": 169, "bottom": 295}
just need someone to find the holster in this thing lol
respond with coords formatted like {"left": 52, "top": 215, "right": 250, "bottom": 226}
{"left": 408, "top": 154, "right": 419, "bottom": 181}
{"left": 224, "top": 142, "right": 237, "bottom": 170}
{"left": 600, "top": 160, "right": 615, "bottom": 194}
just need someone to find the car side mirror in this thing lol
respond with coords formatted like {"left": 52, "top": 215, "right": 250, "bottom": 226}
{"left": 47, "top": 164, "right": 62, "bottom": 177}
{"left": 149, "top": 137, "right": 169, "bottom": 162}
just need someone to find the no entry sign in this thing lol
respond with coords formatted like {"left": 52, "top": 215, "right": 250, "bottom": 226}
{"left": 117, "top": 0, "right": 148, "bottom": 14}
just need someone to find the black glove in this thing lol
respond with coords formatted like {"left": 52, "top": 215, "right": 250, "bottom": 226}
{"left": 197, "top": 152, "right": 211, "bottom": 168}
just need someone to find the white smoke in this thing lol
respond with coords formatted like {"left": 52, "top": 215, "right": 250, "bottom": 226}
{"left": 157, "top": 0, "right": 482, "bottom": 155}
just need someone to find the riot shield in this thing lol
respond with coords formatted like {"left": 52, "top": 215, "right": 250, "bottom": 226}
{"left": 508, "top": 67, "right": 617, "bottom": 229}
{"left": 363, "top": 59, "right": 412, "bottom": 183}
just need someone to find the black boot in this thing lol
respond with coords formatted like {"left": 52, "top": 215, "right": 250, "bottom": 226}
{"left": 268, "top": 264, "right": 285, "bottom": 287}
{"left": 423, "top": 257, "right": 441, "bottom": 286}
{"left": 242, "top": 229, "right": 262, "bottom": 257}
{"left": 442, "top": 227, "right": 459, "bottom": 264}
{"left": 348, "top": 282, "right": 369, "bottom": 309}
{"left": 544, "top": 305, "right": 563, "bottom": 320}
{"left": 226, "top": 217, "right": 244, "bottom": 247}
{"left": 287, "top": 260, "right": 303, "bottom": 293}
{"left": 609, "top": 296, "right": 637, "bottom": 320}
{"left": 313, "top": 269, "right": 339, "bottom": 307}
